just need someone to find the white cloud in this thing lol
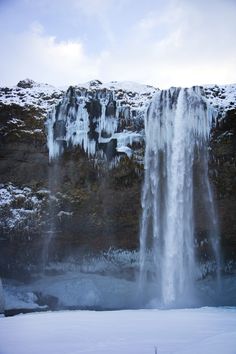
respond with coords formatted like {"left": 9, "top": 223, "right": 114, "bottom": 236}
{"left": 0, "top": 0, "right": 235, "bottom": 88}
{"left": 96, "top": 0, "right": 236, "bottom": 88}
{"left": 73, "top": 0, "right": 113, "bottom": 17}
{"left": 30, "top": 21, "right": 44, "bottom": 35}
{"left": 0, "top": 28, "right": 105, "bottom": 86}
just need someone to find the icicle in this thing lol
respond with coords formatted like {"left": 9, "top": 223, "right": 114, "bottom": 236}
{"left": 46, "top": 89, "right": 143, "bottom": 161}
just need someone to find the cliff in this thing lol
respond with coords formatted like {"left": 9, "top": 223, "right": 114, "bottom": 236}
{"left": 0, "top": 79, "right": 235, "bottom": 279}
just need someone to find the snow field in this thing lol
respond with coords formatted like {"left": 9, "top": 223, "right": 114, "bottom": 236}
{"left": 0, "top": 307, "right": 236, "bottom": 354}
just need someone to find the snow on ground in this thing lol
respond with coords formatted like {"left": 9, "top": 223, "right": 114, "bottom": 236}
{"left": 4, "top": 289, "right": 45, "bottom": 311}
{"left": 0, "top": 307, "right": 235, "bottom": 354}
{"left": 3, "top": 267, "right": 236, "bottom": 312}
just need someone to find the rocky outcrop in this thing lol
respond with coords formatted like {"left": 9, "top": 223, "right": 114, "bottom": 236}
{"left": 0, "top": 79, "right": 236, "bottom": 279}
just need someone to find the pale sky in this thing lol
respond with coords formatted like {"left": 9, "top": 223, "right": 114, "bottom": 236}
{"left": 0, "top": 0, "right": 236, "bottom": 88}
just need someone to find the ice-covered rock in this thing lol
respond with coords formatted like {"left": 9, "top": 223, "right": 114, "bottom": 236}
{"left": 46, "top": 81, "right": 157, "bottom": 161}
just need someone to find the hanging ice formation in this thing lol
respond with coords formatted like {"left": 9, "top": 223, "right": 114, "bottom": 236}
{"left": 46, "top": 86, "right": 145, "bottom": 162}
{"left": 139, "top": 87, "right": 221, "bottom": 306}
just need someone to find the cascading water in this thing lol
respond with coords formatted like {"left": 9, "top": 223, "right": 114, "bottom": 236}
{"left": 139, "top": 87, "right": 221, "bottom": 307}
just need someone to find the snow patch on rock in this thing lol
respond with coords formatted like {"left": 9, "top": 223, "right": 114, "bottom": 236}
{"left": 0, "top": 79, "right": 65, "bottom": 114}
{"left": 0, "top": 184, "right": 44, "bottom": 232}
{"left": 203, "top": 83, "right": 236, "bottom": 116}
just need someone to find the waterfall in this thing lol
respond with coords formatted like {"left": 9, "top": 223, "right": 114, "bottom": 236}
{"left": 139, "top": 87, "right": 221, "bottom": 307}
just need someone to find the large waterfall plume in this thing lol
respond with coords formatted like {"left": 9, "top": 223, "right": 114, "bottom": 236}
{"left": 139, "top": 87, "right": 221, "bottom": 307}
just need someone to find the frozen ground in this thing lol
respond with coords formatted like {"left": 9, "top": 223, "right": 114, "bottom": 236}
{"left": 0, "top": 307, "right": 236, "bottom": 354}
{"left": 2, "top": 259, "right": 236, "bottom": 312}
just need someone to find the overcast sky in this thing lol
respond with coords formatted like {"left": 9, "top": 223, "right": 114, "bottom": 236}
{"left": 0, "top": 0, "right": 236, "bottom": 88}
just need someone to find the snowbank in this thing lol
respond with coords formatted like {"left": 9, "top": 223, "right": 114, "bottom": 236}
{"left": 0, "top": 307, "right": 235, "bottom": 354}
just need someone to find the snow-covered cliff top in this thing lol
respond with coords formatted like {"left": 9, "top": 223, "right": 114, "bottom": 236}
{"left": 0, "top": 79, "right": 157, "bottom": 116}
{"left": 0, "top": 78, "right": 235, "bottom": 116}
{"left": 203, "top": 84, "right": 236, "bottom": 114}
{"left": 0, "top": 79, "right": 235, "bottom": 161}
{"left": 77, "top": 79, "right": 156, "bottom": 94}
{"left": 0, "top": 79, "right": 65, "bottom": 113}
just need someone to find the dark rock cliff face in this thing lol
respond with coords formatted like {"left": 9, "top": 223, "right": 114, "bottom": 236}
{"left": 0, "top": 103, "right": 48, "bottom": 277}
{"left": 0, "top": 104, "right": 48, "bottom": 186}
{"left": 0, "top": 82, "right": 147, "bottom": 278}
{"left": 0, "top": 81, "right": 236, "bottom": 279}
{"left": 209, "top": 109, "right": 236, "bottom": 265}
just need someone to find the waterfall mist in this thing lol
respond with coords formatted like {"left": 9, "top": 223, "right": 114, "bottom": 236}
{"left": 139, "top": 87, "right": 221, "bottom": 307}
